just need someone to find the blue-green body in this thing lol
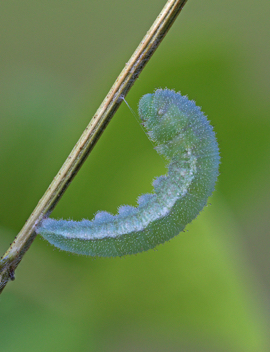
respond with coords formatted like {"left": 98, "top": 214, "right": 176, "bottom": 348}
{"left": 37, "top": 89, "right": 220, "bottom": 257}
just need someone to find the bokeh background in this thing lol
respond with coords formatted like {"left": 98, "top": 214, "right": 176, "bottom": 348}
{"left": 0, "top": 1, "right": 269, "bottom": 351}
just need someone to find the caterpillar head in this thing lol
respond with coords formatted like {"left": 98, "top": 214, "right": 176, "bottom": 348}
{"left": 138, "top": 89, "right": 190, "bottom": 144}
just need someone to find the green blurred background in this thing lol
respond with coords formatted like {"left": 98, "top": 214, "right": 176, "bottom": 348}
{"left": 0, "top": 1, "right": 269, "bottom": 351}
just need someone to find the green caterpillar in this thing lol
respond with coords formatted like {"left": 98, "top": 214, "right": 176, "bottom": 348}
{"left": 37, "top": 89, "right": 220, "bottom": 257}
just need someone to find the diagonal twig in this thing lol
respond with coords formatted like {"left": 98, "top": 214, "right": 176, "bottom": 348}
{"left": 0, "top": 0, "right": 188, "bottom": 293}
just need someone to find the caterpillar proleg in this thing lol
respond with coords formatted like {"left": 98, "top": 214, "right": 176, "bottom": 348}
{"left": 37, "top": 89, "right": 220, "bottom": 257}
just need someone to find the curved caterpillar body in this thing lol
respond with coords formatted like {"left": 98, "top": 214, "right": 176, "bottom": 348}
{"left": 37, "top": 89, "right": 220, "bottom": 257}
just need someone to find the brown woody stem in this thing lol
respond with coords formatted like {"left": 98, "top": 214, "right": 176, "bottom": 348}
{"left": 0, "top": 0, "right": 188, "bottom": 293}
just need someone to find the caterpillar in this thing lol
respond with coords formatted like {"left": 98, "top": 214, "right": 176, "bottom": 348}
{"left": 37, "top": 89, "right": 220, "bottom": 257}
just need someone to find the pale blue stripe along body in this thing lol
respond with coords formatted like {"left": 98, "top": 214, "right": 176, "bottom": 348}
{"left": 37, "top": 89, "right": 220, "bottom": 257}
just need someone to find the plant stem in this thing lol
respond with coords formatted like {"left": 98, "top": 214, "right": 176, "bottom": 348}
{"left": 0, "top": 0, "right": 188, "bottom": 293}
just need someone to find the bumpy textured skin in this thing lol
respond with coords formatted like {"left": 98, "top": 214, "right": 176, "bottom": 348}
{"left": 37, "top": 89, "right": 220, "bottom": 257}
